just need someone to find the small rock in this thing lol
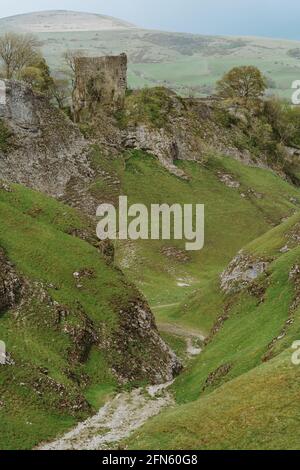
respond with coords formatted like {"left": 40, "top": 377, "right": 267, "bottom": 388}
{"left": 218, "top": 172, "right": 240, "bottom": 189}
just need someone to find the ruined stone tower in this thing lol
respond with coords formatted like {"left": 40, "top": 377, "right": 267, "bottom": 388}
{"left": 72, "top": 53, "right": 127, "bottom": 122}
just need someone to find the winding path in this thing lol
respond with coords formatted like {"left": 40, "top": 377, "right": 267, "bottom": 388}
{"left": 38, "top": 324, "right": 205, "bottom": 450}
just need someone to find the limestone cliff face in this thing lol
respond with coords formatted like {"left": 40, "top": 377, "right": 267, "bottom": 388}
{"left": 122, "top": 89, "right": 208, "bottom": 179}
{"left": 220, "top": 251, "right": 270, "bottom": 294}
{"left": 111, "top": 298, "right": 181, "bottom": 383}
{"left": 119, "top": 88, "right": 298, "bottom": 181}
{"left": 125, "top": 125, "right": 190, "bottom": 179}
{"left": 0, "top": 80, "right": 95, "bottom": 211}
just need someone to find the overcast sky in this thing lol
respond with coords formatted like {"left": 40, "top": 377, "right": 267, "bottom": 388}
{"left": 0, "top": 0, "right": 300, "bottom": 39}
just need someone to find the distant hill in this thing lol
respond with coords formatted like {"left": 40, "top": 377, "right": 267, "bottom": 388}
{"left": 0, "top": 10, "right": 136, "bottom": 32}
{"left": 0, "top": 10, "right": 300, "bottom": 99}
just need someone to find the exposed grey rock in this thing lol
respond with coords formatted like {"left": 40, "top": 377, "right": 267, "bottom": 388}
{"left": 112, "top": 299, "right": 182, "bottom": 384}
{"left": 125, "top": 125, "right": 189, "bottom": 179}
{"left": 122, "top": 90, "right": 210, "bottom": 179}
{"left": 0, "top": 249, "right": 23, "bottom": 314}
{"left": 217, "top": 172, "right": 240, "bottom": 188}
{"left": 203, "top": 363, "right": 232, "bottom": 391}
{"left": 221, "top": 251, "right": 269, "bottom": 294}
{"left": 285, "top": 146, "right": 300, "bottom": 158}
{"left": 289, "top": 264, "right": 300, "bottom": 281}
{"left": 0, "top": 80, "right": 96, "bottom": 213}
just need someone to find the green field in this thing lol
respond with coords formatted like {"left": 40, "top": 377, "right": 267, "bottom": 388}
{"left": 29, "top": 29, "right": 300, "bottom": 99}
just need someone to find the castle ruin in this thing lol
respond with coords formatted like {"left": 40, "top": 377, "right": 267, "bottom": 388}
{"left": 72, "top": 53, "right": 127, "bottom": 122}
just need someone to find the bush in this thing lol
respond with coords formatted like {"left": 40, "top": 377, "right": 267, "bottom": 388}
{"left": 118, "top": 87, "right": 176, "bottom": 129}
{"left": 264, "top": 98, "right": 300, "bottom": 147}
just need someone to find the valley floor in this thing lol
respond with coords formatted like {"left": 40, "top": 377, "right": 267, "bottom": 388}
{"left": 38, "top": 325, "right": 204, "bottom": 450}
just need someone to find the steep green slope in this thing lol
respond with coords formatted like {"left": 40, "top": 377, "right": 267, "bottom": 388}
{"left": 81, "top": 87, "right": 300, "bottom": 334}
{"left": 127, "top": 349, "right": 300, "bottom": 450}
{"left": 101, "top": 150, "right": 300, "bottom": 333}
{"left": 125, "top": 213, "right": 300, "bottom": 449}
{"left": 0, "top": 182, "right": 178, "bottom": 450}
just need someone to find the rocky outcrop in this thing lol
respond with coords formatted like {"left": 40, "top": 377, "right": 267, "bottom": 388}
{"left": 122, "top": 90, "right": 212, "bottom": 179}
{"left": 120, "top": 88, "right": 296, "bottom": 181}
{"left": 0, "top": 80, "right": 96, "bottom": 213}
{"left": 111, "top": 299, "right": 182, "bottom": 384}
{"left": 262, "top": 264, "right": 300, "bottom": 362}
{"left": 0, "top": 249, "right": 23, "bottom": 314}
{"left": 0, "top": 81, "right": 181, "bottom": 386}
{"left": 58, "top": 294, "right": 181, "bottom": 384}
{"left": 203, "top": 363, "right": 232, "bottom": 391}
{"left": 221, "top": 251, "right": 270, "bottom": 294}
{"left": 125, "top": 125, "right": 189, "bottom": 178}
{"left": 217, "top": 172, "right": 240, "bottom": 189}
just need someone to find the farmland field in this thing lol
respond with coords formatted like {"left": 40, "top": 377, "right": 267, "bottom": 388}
{"left": 31, "top": 29, "right": 300, "bottom": 98}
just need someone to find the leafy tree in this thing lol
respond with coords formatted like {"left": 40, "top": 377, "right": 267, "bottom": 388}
{"left": 0, "top": 33, "right": 39, "bottom": 79}
{"left": 20, "top": 56, "right": 54, "bottom": 94}
{"left": 216, "top": 66, "right": 267, "bottom": 100}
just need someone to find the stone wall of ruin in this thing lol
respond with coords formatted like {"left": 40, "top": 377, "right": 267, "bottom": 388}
{"left": 72, "top": 53, "right": 127, "bottom": 122}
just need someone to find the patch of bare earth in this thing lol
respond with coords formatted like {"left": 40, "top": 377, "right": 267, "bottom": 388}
{"left": 38, "top": 383, "right": 174, "bottom": 450}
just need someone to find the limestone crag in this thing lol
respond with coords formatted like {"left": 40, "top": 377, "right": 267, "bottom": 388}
{"left": 0, "top": 249, "right": 23, "bottom": 314}
{"left": 0, "top": 80, "right": 95, "bottom": 212}
{"left": 221, "top": 251, "right": 270, "bottom": 294}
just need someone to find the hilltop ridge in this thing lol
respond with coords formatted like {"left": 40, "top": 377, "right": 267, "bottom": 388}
{"left": 0, "top": 10, "right": 136, "bottom": 32}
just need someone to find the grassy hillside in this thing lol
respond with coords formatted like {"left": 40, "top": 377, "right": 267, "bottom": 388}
{"left": 1, "top": 59, "right": 300, "bottom": 448}
{"left": 127, "top": 350, "right": 300, "bottom": 450}
{"left": 125, "top": 213, "right": 300, "bottom": 450}
{"left": 90, "top": 149, "right": 300, "bottom": 334}
{"left": 0, "top": 182, "right": 174, "bottom": 450}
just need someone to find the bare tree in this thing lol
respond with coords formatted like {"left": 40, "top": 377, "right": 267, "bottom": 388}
{"left": 63, "top": 50, "right": 81, "bottom": 74}
{"left": 0, "top": 33, "right": 40, "bottom": 79}
{"left": 62, "top": 49, "right": 87, "bottom": 82}
{"left": 62, "top": 49, "right": 90, "bottom": 96}
{"left": 49, "top": 78, "right": 70, "bottom": 109}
